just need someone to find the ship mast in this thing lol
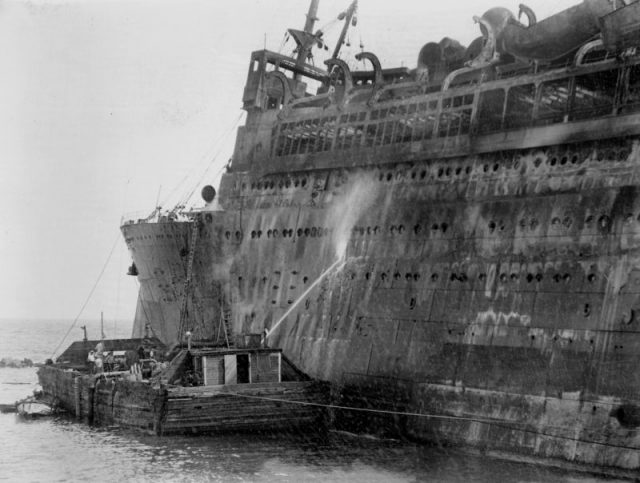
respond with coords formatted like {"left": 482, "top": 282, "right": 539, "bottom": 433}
{"left": 332, "top": 0, "right": 358, "bottom": 59}
{"left": 292, "top": 0, "right": 320, "bottom": 77}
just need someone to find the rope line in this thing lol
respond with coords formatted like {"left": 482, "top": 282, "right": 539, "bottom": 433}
{"left": 220, "top": 391, "right": 640, "bottom": 449}
{"left": 179, "top": 111, "right": 245, "bottom": 209}
{"left": 50, "top": 233, "right": 121, "bottom": 359}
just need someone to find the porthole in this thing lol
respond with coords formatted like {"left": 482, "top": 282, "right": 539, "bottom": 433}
{"left": 598, "top": 215, "right": 611, "bottom": 230}
{"left": 431, "top": 273, "right": 439, "bottom": 282}
{"left": 414, "top": 224, "right": 422, "bottom": 235}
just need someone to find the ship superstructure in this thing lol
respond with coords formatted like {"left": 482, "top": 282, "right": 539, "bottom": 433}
{"left": 122, "top": 0, "right": 640, "bottom": 474}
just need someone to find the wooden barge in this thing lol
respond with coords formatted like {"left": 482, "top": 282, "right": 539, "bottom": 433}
{"left": 38, "top": 337, "right": 329, "bottom": 435}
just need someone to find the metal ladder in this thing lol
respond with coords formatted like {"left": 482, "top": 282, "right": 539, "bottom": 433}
{"left": 219, "top": 300, "right": 234, "bottom": 348}
{"left": 178, "top": 220, "right": 199, "bottom": 341}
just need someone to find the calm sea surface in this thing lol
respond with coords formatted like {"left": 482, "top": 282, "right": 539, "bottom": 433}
{"left": 0, "top": 319, "right": 623, "bottom": 482}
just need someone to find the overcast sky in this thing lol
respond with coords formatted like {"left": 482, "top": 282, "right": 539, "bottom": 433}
{"left": 0, "top": 0, "right": 579, "bottom": 324}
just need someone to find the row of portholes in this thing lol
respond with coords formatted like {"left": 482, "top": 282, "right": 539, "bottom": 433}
{"left": 226, "top": 213, "right": 621, "bottom": 243}
{"left": 373, "top": 143, "right": 632, "bottom": 186}
{"left": 357, "top": 270, "right": 598, "bottom": 284}
{"left": 352, "top": 223, "right": 450, "bottom": 237}
{"left": 377, "top": 164, "right": 474, "bottom": 183}
{"left": 245, "top": 177, "right": 309, "bottom": 192}
{"left": 248, "top": 227, "right": 332, "bottom": 240}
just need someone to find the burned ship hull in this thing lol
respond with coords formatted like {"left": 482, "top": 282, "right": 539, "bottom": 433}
{"left": 122, "top": 0, "right": 640, "bottom": 474}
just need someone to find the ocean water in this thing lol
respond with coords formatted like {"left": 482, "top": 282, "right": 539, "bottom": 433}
{"left": 0, "top": 319, "right": 623, "bottom": 482}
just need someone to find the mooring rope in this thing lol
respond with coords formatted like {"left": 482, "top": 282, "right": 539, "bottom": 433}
{"left": 222, "top": 391, "right": 640, "bottom": 450}
{"left": 50, "top": 232, "right": 120, "bottom": 360}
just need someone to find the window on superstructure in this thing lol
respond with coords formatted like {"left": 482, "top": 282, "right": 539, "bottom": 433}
{"left": 315, "top": 117, "right": 328, "bottom": 153}
{"left": 622, "top": 64, "right": 640, "bottom": 113}
{"left": 382, "top": 120, "right": 396, "bottom": 145}
{"left": 476, "top": 89, "right": 505, "bottom": 134}
{"left": 411, "top": 102, "right": 437, "bottom": 141}
{"left": 307, "top": 119, "right": 319, "bottom": 152}
{"left": 336, "top": 126, "right": 347, "bottom": 150}
{"left": 365, "top": 123, "right": 378, "bottom": 147}
{"left": 438, "top": 95, "right": 472, "bottom": 137}
{"left": 297, "top": 120, "right": 313, "bottom": 154}
{"left": 353, "top": 124, "right": 364, "bottom": 148}
{"left": 290, "top": 122, "right": 303, "bottom": 154}
{"left": 571, "top": 69, "right": 618, "bottom": 120}
{"left": 536, "top": 78, "right": 570, "bottom": 125}
{"left": 374, "top": 122, "right": 385, "bottom": 145}
{"left": 504, "top": 84, "right": 535, "bottom": 130}
{"left": 320, "top": 117, "right": 337, "bottom": 151}
{"left": 395, "top": 117, "right": 412, "bottom": 144}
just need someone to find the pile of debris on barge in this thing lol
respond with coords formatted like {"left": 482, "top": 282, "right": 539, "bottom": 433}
{"left": 38, "top": 334, "right": 329, "bottom": 435}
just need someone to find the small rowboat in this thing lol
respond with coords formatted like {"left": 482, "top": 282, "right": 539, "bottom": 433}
{"left": 16, "top": 398, "right": 54, "bottom": 418}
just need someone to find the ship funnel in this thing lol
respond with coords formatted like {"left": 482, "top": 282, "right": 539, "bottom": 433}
{"left": 417, "top": 38, "right": 467, "bottom": 82}
{"left": 476, "top": 0, "right": 627, "bottom": 63}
